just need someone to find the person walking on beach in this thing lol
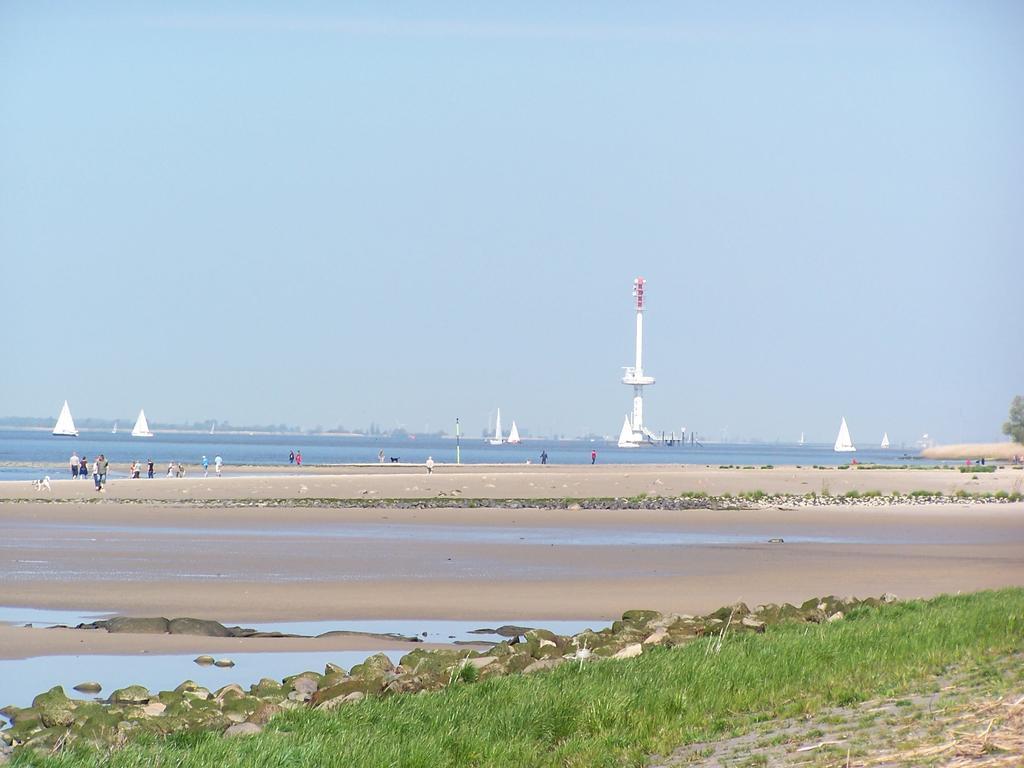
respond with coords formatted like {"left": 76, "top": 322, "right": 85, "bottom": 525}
{"left": 289, "top": 450, "right": 295, "bottom": 464}
{"left": 70, "top": 452, "right": 79, "bottom": 479}
{"left": 295, "top": 450, "right": 302, "bottom": 467}
{"left": 591, "top": 449, "right": 597, "bottom": 465}
{"left": 99, "top": 454, "right": 109, "bottom": 488}
{"left": 540, "top": 450, "right": 548, "bottom": 465}
{"left": 378, "top": 449, "right": 385, "bottom": 464}
{"left": 167, "top": 461, "right": 175, "bottom": 477}
{"left": 201, "top": 455, "right": 209, "bottom": 477}
{"left": 80, "top": 455, "right": 88, "bottom": 479}
{"left": 425, "top": 456, "right": 434, "bottom": 474}
{"left": 214, "top": 455, "right": 222, "bottom": 476}
{"left": 147, "top": 459, "right": 154, "bottom": 479}
{"left": 92, "top": 457, "right": 101, "bottom": 491}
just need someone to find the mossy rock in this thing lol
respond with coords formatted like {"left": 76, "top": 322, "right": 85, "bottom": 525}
{"left": 167, "top": 617, "right": 232, "bottom": 637}
{"left": 505, "top": 652, "right": 536, "bottom": 674}
{"left": 109, "top": 685, "right": 151, "bottom": 705}
{"left": 32, "top": 686, "right": 77, "bottom": 728}
{"left": 311, "top": 678, "right": 382, "bottom": 707}
{"left": 324, "top": 662, "right": 346, "bottom": 676}
{"left": 249, "top": 678, "right": 286, "bottom": 698}
{"left": 220, "top": 696, "right": 259, "bottom": 718}
{"left": 399, "top": 648, "right": 462, "bottom": 678}
{"left": 282, "top": 671, "right": 322, "bottom": 687}
{"left": 708, "top": 602, "right": 750, "bottom": 622}
{"left": 103, "top": 617, "right": 170, "bottom": 634}
{"left": 621, "top": 609, "right": 661, "bottom": 626}
{"left": 349, "top": 653, "right": 395, "bottom": 679}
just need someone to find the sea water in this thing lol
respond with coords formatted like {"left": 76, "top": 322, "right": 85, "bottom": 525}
{"left": 0, "top": 428, "right": 926, "bottom": 481}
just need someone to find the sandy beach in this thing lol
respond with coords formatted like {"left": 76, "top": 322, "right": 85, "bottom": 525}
{"left": 1, "top": 462, "right": 1021, "bottom": 501}
{"left": 2, "top": 466, "right": 1022, "bottom": 661}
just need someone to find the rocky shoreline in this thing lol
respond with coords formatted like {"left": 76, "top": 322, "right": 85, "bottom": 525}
{"left": 2, "top": 491, "right": 1021, "bottom": 510}
{"left": 0, "top": 594, "right": 896, "bottom": 758}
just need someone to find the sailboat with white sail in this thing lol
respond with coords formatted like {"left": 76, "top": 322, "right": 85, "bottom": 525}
{"left": 131, "top": 409, "right": 154, "bottom": 438}
{"left": 52, "top": 400, "right": 78, "bottom": 437}
{"left": 507, "top": 421, "right": 521, "bottom": 444}
{"left": 880, "top": 432, "right": 890, "bottom": 449}
{"left": 111, "top": 422, "right": 118, "bottom": 434}
{"left": 489, "top": 409, "right": 504, "bottom": 445}
{"left": 617, "top": 415, "right": 638, "bottom": 448}
{"left": 833, "top": 417, "right": 856, "bottom": 452}
{"left": 798, "top": 432, "right": 805, "bottom": 446}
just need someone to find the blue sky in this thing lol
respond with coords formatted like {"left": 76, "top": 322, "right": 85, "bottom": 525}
{"left": 2, "top": 2, "right": 1021, "bottom": 443}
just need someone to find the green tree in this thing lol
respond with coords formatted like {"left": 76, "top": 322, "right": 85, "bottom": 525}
{"left": 1003, "top": 395, "right": 1024, "bottom": 444}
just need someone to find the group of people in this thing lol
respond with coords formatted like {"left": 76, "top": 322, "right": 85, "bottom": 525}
{"left": 68, "top": 452, "right": 110, "bottom": 491}
{"left": 68, "top": 452, "right": 223, "bottom": 485}
{"left": 288, "top": 450, "right": 303, "bottom": 466}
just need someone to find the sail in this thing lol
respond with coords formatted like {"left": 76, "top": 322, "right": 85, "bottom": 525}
{"left": 488, "top": 408, "right": 503, "bottom": 444}
{"left": 880, "top": 432, "right": 890, "bottom": 449}
{"left": 798, "top": 432, "right": 805, "bottom": 445}
{"left": 617, "top": 415, "right": 637, "bottom": 447}
{"left": 111, "top": 422, "right": 118, "bottom": 434}
{"left": 52, "top": 400, "right": 78, "bottom": 437}
{"left": 507, "top": 421, "right": 521, "bottom": 444}
{"left": 833, "top": 417, "right": 856, "bottom": 452}
{"left": 131, "top": 409, "right": 154, "bottom": 438}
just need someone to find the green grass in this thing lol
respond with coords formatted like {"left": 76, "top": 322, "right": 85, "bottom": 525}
{"left": 959, "top": 465, "right": 996, "bottom": 473}
{"left": 14, "top": 589, "right": 1024, "bottom": 768}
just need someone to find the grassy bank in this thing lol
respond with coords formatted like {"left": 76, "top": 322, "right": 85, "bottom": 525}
{"left": 14, "top": 589, "right": 1024, "bottom": 768}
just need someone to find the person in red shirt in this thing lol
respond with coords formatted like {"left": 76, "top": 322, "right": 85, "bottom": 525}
{"left": 296, "top": 450, "right": 302, "bottom": 466}
{"left": 591, "top": 449, "right": 597, "bottom": 464}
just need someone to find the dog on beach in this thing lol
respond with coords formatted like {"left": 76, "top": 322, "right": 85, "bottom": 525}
{"left": 32, "top": 476, "right": 52, "bottom": 492}
{"left": 390, "top": 457, "right": 400, "bottom": 463}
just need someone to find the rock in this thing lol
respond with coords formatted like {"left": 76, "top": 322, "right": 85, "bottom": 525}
{"left": 343, "top": 691, "right": 365, "bottom": 703}
{"left": 522, "top": 658, "right": 564, "bottom": 674}
{"left": 73, "top": 681, "right": 102, "bottom": 694}
{"left": 141, "top": 702, "right": 166, "bottom": 717}
{"left": 349, "top": 653, "right": 395, "bottom": 679}
{"left": 612, "top": 644, "right": 643, "bottom": 660}
{"left": 621, "top": 609, "right": 661, "bottom": 626}
{"left": 194, "top": 655, "right": 215, "bottom": 666}
{"left": 103, "top": 617, "right": 170, "bottom": 634}
{"left": 213, "top": 658, "right": 235, "bottom": 668}
{"left": 290, "top": 677, "right": 319, "bottom": 696}
{"left": 214, "top": 684, "right": 246, "bottom": 701}
{"left": 642, "top": 629, "right": 669, "bottom": 646}
{"left": 768, "top": 537, "right": 784, "bottom": 543}
{"left": 827, "top": 611, "right": 845, "bottom": 623}
{"left": 110, "top": 685, "right": 150, "bottom": 705}
{"left": 223, "top": 722, "right": 262, "bottom": 738}
{"left": 168, "top": 618, "right": 232, "bottom": 637}
{"left": 464, "top": 656, "right": 497, "bottom": 670}
{"left": 882, "top": 592, "right": 898, "bottom": 603}
{"left": 324, "top": 662, "right": 346, "bottom": 676}
{"left": 32, "top": 686, "right": 76, "bottom": 727}
{"left": 247, "top": 702, "right": 283, "bottom": 725}
{"left": 741, "top": 616, "right": 766, "bottom": 632}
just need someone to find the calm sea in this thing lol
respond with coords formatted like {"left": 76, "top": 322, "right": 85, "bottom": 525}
{"left": 0, "top": 429, "right": 926, "bottom": 481}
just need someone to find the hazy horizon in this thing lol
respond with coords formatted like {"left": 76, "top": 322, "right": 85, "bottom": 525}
{"left": 3, "top": 3, "right": 1021, "bottom": 445}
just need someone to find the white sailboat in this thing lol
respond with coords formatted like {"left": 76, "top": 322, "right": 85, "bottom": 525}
{"left": 617, "top": 415, "right": 638, "bottom": 448}
{"left": 210, "top": 422, "right": 216, "bottom": 435}
{"left": 131, "top": 409, "right": 154, "bottom": 438}
{"left": 880, "top": 432, "right": 890, "bottom": 449}
{"left": 52, "top": 400, "right": 78, "bottom": 437}
{"left": 489, "top": 409, "right": 504, "bottom": 445}
{"left": 833, "top": 417, "right": 856, "bottom": 452}
{"left": 507, "top": 420, "right": 521, "bottom": 444}
{"left": 111, "top": 422, "right": 118, "bottom": 434}
{"left": 798, "top": 432, "right": 805, "bottom": 446}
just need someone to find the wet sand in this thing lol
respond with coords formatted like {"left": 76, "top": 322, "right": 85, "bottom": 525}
{"left": 1, "top": 497, "right": 1022, "bottom": 659}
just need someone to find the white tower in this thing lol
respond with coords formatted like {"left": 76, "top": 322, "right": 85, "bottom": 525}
{"left": 618, "top": 277, "right": 655, "bottom": 447}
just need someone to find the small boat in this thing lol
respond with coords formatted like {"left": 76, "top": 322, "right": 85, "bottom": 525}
{"left": 131, "top": 409, "right": 154, "bottom": 438}
{"left": 834, "top": 417, "right": 856, "bottom": 452}
{"left": 111, "top": 422, "right": 118, "bottom": 434}
{"left": 880, "top": 432, "right": 890, "bottom": 449}
{"left": 507, "top": 421, "right": 521, "bottom": 444}
{"left": 798, "top": 432, "right": 805, "bottom": 446}
{"left": 52, "top": 400, "right": 78, "bottom": 437}
{"left": 489, "top": 409, "right": 504, "bottom": 445}
{"left": 617, "top": 415, "right": 638, "bottom": 448}
{"left": 210, "top": 423, "right": 215, "bottom": 435}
